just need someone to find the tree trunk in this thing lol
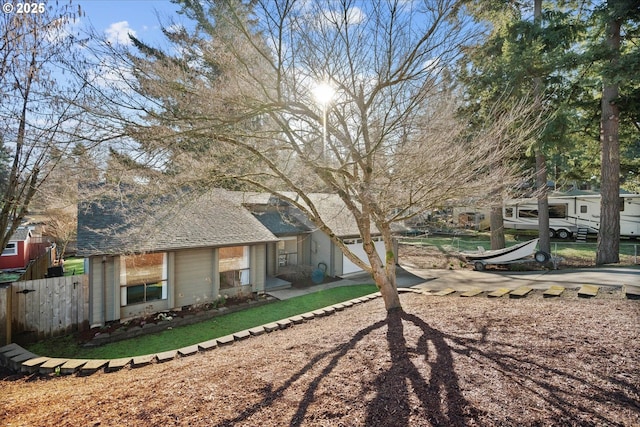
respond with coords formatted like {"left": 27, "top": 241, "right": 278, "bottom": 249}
{"left": 533, "top": 0, "right": 551, "bottom": 259}
{"left": 373, "top": 265, "right": 402, "bottom": 312}
{"left": 365, "top": 226, "right": 402, "bottom": 312}
{"left": 490, "top": 206, "right": 505, "bottom": 250}
{"left": 596, "top": 3, "right": 621, "bottom": 265}
{"left": 536, "top": 147, "right": 551, "bottom": 256}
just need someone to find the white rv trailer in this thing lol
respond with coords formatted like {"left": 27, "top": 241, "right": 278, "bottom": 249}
{"left": 502, "top": 193, "right": 640, "bottom": 239}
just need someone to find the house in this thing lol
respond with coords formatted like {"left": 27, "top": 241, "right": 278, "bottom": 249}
{"left": 77, "top": 188, "right": 279, "bottom": 326}
{"left": 231, "top": 192, "right": 312, "bottom": 279}
{"left": 236, "top": 192, "right": 391, "bottom": 278}
{"left": 0, "top": 227, "right": 34, "bottom": 270}
{"left": 77, "top": 186, "right": 395, "bottom": 326}
{"left": 289, "top": 193, "right": 390, "bottom": 277}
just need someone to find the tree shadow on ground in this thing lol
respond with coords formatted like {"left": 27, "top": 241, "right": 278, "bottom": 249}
{"left": 363, "top": 310, "right": 469, "bottom": 426}
{"left": 213, "top": 309, "right": 639, "bottom": 426}
{"left": 213, "top": 310, "right": 470, "bottom": 427}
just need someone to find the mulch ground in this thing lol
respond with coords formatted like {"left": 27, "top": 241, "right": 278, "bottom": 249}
{"left": 2, "top": 290, "right": 639, "bottom": 426}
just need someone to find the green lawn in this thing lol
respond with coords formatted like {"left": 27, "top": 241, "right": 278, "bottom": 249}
{"left": 25, "top": 284, "right": 378, "bottom": 360}
{"left": 63, "top": 257, "right": 84, "bottom": 276}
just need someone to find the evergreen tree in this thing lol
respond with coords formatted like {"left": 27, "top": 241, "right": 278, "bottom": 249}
{"left": 593, "top": 0, "right": 639, "bottom": 264}
{"left": 458, "top": 1, "right": 584, "bottom": 252}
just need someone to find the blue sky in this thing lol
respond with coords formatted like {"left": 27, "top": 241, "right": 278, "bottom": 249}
{"left": 77, "top": 0, "right": 183, "bottom": 45}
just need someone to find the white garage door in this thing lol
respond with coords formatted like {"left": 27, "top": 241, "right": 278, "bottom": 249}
{"left": 342, "top": 237, "right": 386, "bottom": 275}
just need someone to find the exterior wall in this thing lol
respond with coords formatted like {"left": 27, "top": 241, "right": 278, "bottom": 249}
{"left": 87, "top": 256, "right": 118, "bottom": 326}
{"left": 174, "top": 248, "right": 215, "bottom": 308}
{"left": 266, "top": 236, "right": 311, "bottom": 277}
{"left": 266, "top": 241, "right": 277, "bottom": 277}
{"left": 333, "top": 241, "right": 343, "bottom": 277}
{"left": 86, "top": 243, "right": 270, "bottom": 325}
{"left": 310, "top": 230, "right": 334, "bottom": 276}
{"left": 298, "top": 235, "right": 311, "bottom": 265}
{"left": 0, "top": 240, "right": 29, "bottom": 270}
{"left": 250, "top": 244, "right": 266, "bottom": 293}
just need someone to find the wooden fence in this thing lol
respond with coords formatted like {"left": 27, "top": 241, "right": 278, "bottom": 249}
{"left": 18, "top": 244, "right": 57, "bottom": 282}
{"left": 0, "top": 275, "right": 89, "bottom": 345}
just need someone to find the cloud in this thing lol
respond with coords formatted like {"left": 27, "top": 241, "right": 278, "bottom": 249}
{"left": 105, "top": 21, "right": 136, "bottom": 45}
{"left": 344, "top": 7, "right": 366, "bottom": 25}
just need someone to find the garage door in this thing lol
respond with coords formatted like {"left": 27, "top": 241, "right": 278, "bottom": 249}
{"left": 342, "top": 237, "right": 386, "bottom": 275}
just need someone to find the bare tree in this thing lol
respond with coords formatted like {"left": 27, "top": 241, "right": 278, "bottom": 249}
{"left": 0, "top": 3, "right": 86, "bottom": 254}
{"left": 85, "top": 0, "right": 541, "bottom": 312}
{"left": 31, "top": 143, "right": 102, "bottom": 259}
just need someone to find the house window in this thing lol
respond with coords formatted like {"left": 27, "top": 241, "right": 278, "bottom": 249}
{"left": 1, "top": 242, "right": 17, "bottom": 256}
{"left": 580, "top": 205, "right": 587, "bottom": 214}
{"left": 219, "top": 246, "right": 250, "bottom": 289}
{"left": 120, "top": 253, "right": 167, "bottom": 306}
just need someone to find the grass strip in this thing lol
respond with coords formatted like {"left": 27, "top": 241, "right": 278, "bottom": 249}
{"left": 26, "top": 284, "right": 377, "bottom": 360}
{"left": 62, "top": 257, "right": 84, "bottom": 276}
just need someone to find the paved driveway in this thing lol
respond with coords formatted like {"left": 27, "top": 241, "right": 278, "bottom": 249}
{"left": 404, "top": 265, "right": 640, "bottom": 292}
{"left": 267, "top": 265, "right": 639, "bottom": 300}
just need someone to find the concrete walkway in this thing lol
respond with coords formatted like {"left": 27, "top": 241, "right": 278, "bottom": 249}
{"left": 266, "top": 266, "right": 426, "bottom": 300}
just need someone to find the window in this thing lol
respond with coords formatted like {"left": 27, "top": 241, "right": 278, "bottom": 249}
{"left": 518, "top": 204, "right": 567, "bottom": 219}
{"left": 518, "top": 209, "right": 538, "bottom": 218}
{"left": 504, "top": 208, "right": 513, "bottom": 218}
{"left": 278, "top": 239, "right": 298, "bottom": 266}
{"left": 120, "top": 253, "right": 167, "bottom": 306}
{"left": 580, "top": 205, "right": 588, "bottom": 214}
{"left": 548, "top": 204, "right": 567, "bottom": 219}
{"left": 219, "top": 246, "right": 250, "bottom": 289}
{"left": 1, "top": 242, "right": 17, "bottom": 256}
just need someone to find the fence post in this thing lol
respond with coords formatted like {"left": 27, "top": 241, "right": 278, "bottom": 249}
{"left": 3, "top": 283, "right": 12, "bottom": 345}
{"left": 7, "top": 283, "right": 11, "bottom": 344}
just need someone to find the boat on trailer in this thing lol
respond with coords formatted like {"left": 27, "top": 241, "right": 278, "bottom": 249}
{"left": 461, "top": 238, "right": 547, "bottom": 271}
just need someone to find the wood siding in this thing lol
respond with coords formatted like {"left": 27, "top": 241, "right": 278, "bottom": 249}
{"left": 250, "top": 245, "right": 266, "bottom": 292}
{"left": 174, "top": 248, "right": 215, "bottom": 307}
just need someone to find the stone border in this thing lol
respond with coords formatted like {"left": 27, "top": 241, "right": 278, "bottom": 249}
{"left": 85, "top": 296, "right": 277, "bottom": 347}
{"left": 5, "top": 285, "right": 633, "bottom": 378}
{"left": 1, "top": 291, "right": 402, "bottom": 377}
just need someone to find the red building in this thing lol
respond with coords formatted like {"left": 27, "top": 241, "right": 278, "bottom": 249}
{"left": 0, "top": 228, "right": 33, "bottom": 270}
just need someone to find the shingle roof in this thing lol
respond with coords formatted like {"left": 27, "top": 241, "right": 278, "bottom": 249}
{"left": 293, "top": 193, "right": 379, "bottom": 237}
{"left": 9, "top": 227, "right": 32, "bottom": 241}
{"left": 77, "top": 188, "right": 278, "bottom": 256}
{"left": 250, "top": 209, "right": 311, "bottom": 236}
{"left": 232, "top": 191, "right": 379, "bottom": 238}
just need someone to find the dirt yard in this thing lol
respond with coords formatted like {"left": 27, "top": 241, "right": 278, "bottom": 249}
{"left": 2, "top": 288, "right": 639, "bottom": 426}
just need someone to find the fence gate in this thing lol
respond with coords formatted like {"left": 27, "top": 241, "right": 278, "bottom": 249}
{"left": 8, "top": 275, "right": 89, "bottom": 345}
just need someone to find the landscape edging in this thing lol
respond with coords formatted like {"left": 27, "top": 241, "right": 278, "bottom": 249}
{"left": 0, "top": 291, "right": 390, "bottom": 377}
